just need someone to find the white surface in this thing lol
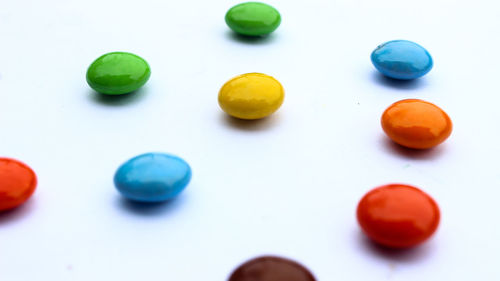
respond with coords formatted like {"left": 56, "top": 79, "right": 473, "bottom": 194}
{"left": 1, "top": 0, "right": 499, "bottom": 280}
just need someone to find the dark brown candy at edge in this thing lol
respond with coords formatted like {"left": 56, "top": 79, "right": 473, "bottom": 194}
{"left": 228, "top": 256, "right": 316, "bottom": 281}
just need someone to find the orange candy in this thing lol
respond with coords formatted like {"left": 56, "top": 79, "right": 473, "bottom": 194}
{"left": 357, "top": 184, "right": 440, "bottom": 248}
{"left": 0, "top": 158, "right": 37, "bottom": 211}
{"left": 381, "top": 99, "right": 452, "bottom": 149}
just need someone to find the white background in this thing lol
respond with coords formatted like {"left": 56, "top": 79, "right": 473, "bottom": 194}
{"left": 1, "top": 0, "right": 499, "bottom": 280}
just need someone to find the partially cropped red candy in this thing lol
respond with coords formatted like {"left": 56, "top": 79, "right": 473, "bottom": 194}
{"left": 357, "top": 184, "right": 440, "bottom": 248}
{"left": 0, "top": 158, "right": 37, "bottom": 211}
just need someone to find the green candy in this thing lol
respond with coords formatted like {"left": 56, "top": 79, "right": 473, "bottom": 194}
{"left": 86, "top": 52, "right": 151, "bottom": 95}
{"left": 225, "top": 2, "right": 281, "bottom": 36}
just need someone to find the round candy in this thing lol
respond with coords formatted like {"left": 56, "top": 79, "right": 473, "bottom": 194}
{"left": 381, "top": 99, "right": 452, "bottom": 149}
{"left": 357, "top": 184, "right": 440, "bottom": 248}
{"left": 225, "top": 2, "right": 281, "bottom": 36}
{"left": 114, "top": 153, "right": 191, "bottom": 202}
{"left": 229, "top": 256, "right": 316, "bottom": 281}
{"left": 0, "top": 158, "right": 37, "bottom": 211}
{"left": 86, "top": 52, "right": 151, "bottom": 95}
{"left": 371, "top": 40, "right": 433, "bottom": 80}
{"left": 218, "top": 73, "right": 284, "bottom": 120}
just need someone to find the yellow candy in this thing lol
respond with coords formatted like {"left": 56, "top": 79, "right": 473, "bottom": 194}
{"left": 218, "top": 73, "right": 285, "bottom": 120}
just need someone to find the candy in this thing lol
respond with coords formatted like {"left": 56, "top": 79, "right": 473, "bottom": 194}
{"left": 357, "top": 184, "right": 440, "bottom": 248}
{"left": 86, "top": 52, "right": 151, "bottom": 95}
{"left": 229, "top": 256, "right": 316, "bottom": 281}
{"left": 114, "top": 153, "right": 191, "bottom": 202}
{"left": 371, "top": 40, "right": 433, "bottom": 80}
{"left": 381, "top": 99, "right": 452, "bottom": 149}
{"left": 0, "top": 158, "right": 37, "bottom": 211}
{"left": 218, "top": 73, "right": 284, "bottom": 120}
{"left": 225, "top": 2, "right": 281, "bottom": 36}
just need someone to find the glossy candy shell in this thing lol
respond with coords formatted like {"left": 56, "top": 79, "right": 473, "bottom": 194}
{"left": 381, "top": 99, "right": 452, "bottom": 149}
{"left": 114, "top": 153, "right": 191, "bottom": 202}
{"left": 218, "top": 73, "right": 284, "bottom": 120}
{"left": 86, "top": 52, "right": 151, "bottom": 95}
{"left": 225, "top": 2, "right": 281, "bottom": 36}
{"left": 0, "top": 158, "right": 37, "bottom": 211}
{"left": 357, "top": 184, "right": 440, "bottom": 248}
{"left": 229, "top": 256, "right": 316, "bottom": 281}
{"left": 371, "top": 40, "right": 433, "bottom": 80}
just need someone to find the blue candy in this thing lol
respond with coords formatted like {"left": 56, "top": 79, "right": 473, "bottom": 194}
{"left": 114, "top": 153, "right": 192, "bottom": 202}
{"left": 371, "top": 40, "right": 433, "bottom": 80}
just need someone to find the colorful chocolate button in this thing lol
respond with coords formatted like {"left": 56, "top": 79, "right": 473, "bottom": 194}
{"left": 225, "top": 2, "right": 281, "bottom": 36}
{"left": 0, "top": 158, "right": 37, "bottom": 211}
{"left": 371, "top": 40, "right": 433, "bottom": 80}
{"left": 114, "top": 153, "right": 191, "bottom": 202}
{"left": 86, "top": 52, "right": 151, "bottom": 95}
{"left": 357, "top": 184, "right": 440, "bottom": 248}
{"left": 381, "top": 99, "right": 452, "bottom": 149}
{"left": 219, "top": 73, "right": 284, "bottom": 120}
{"left": 229, "top": 256, "right": 316, "bottom": 281}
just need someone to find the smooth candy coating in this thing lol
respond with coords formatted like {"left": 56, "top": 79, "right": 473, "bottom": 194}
{"left": 371, "top": 40, "right": 433, "bottom": 80}
{"left": 0, "top": 158, "right": 37, "bottom": 211}
{"left": 114, "top": 153, "right": 191, "bottom": 202}
{"left": 225, "top": 2, "right": 281, "bottom": 36}
{"left": 381, "top": 99, "right": 452, "bottom": 149}
{"left": 218, "top": 73, "right": 284, "bottom": 120}
{"left": 357, "top": 184, "right": 440, "bottom": 248}
{"left": 229, "top": 256, "right": 316, "bottom": 281}
{"left": 86, "top": 52, "right": 151, "bottom": 95}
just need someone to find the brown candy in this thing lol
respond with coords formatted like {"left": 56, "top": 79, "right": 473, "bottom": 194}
{"left": 228, "top": 256, "right": 316, "bottom": 281}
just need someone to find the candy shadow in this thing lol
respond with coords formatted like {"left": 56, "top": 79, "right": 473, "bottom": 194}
{"left": 0, "top": 200, "right": 35, "bottom": 226}
{"left": 221, "top": 113, "right": 279, "bottom": 131}
{"left": 225, "top": 30, "right": 277, "bottom": 45}
{"left": 371, "top": 71, "right": 427, "bottom": 90}
{"left": 380, "top": 137, "right": 445, "bottom": 160}
{"left": 357, "top": 231, "right": 434, "bottom": 263}
{"left": 88, "top": 87, "right": 148, "bottom": 106}
{"left": 115, "top": 195, "right": 186, "bottom": 217}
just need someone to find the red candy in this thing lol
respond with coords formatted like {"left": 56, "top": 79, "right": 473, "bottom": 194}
{"left": 357, "top": 184, "right": 440, "bottom": 248}
{"left": 0, "top": 158, "right": 37, "bottom": 211}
